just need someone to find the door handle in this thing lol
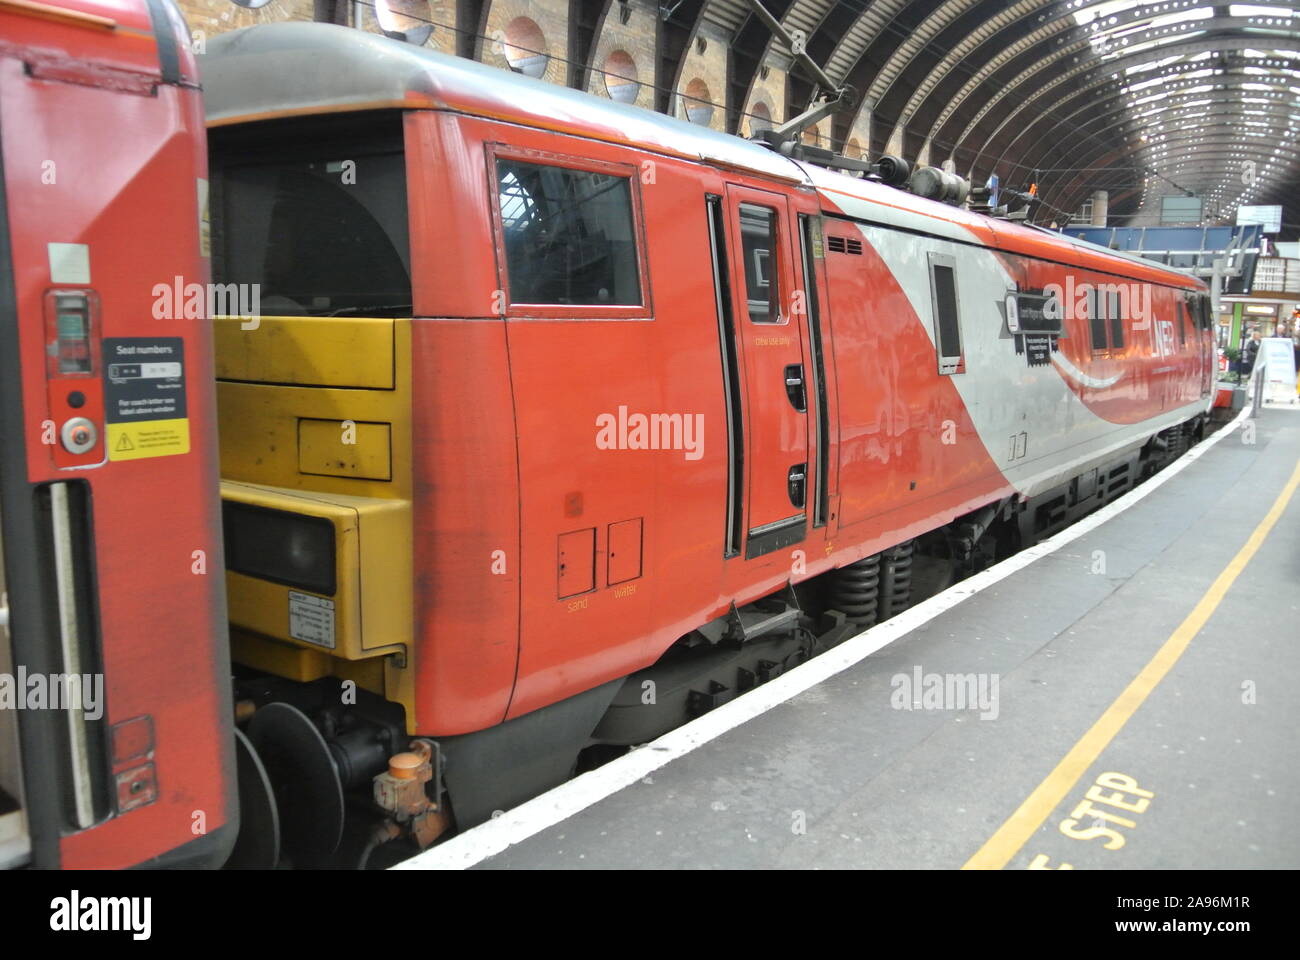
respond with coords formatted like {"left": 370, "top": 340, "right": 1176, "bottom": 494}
{"left": 784, "top": 363, "right": 806, "bottom": 412}
{"left": 788, "top": 463, "right": 807, "bottom": 509}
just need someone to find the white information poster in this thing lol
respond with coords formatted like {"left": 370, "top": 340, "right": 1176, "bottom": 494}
{"left": 1259, "top": 338, "right": 1298, "bottom": 405}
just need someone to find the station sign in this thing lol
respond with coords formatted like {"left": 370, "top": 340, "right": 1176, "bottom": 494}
{"left": 1236, "top": 205, "right": 1282, "bottom": 234}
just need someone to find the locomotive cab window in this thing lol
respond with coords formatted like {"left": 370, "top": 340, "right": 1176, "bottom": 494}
{"left": 494, "top": 155, "right": 643, "bottom": 310}
{"left": 739, "top": 204, "right": 780, "bottom": 323}
{"left": 210, "top": 113, "right": 411, "bottom": 317}
{"left": 927, "top": 252, "right": 962, "bottom": 374}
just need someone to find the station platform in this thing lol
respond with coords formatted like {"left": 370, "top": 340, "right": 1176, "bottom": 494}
{"left": 401, "top": 407, "right": 1300, "bottom": 871}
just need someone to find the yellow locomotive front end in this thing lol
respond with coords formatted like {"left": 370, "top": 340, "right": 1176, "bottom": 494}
{"left": 215, "top": 314, "right": 416, "bottom": 710}
{"left": 206, "top": 105, "right": 442, "bottom": 865}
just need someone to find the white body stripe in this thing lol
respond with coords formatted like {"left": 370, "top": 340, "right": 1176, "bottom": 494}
{"left": 857, "top": 221, "right": 1209, "bottom": 499}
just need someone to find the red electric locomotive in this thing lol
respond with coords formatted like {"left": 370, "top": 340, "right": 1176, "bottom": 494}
{"left": 0, "top": 0, "right": 234, "bottom": 868}
{"left": 198, "top": 23, "right": 1213, "bottom": 863}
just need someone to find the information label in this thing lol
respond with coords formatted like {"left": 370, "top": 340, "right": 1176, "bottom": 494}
{"left": 1023, "top": 334, "right": 1054, "bottom": 366}
{"left": 289, "top": 591, "right": 336, "bottom": 649}
{"left": 103, "top": 337, "right": 190, "bottom": 461}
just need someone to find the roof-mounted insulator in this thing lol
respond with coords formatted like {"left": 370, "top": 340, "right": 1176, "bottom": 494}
{"left": 754, "top": 134, "right": 911, "bottom": 185}
{"left": 910, "top": 166, "right": 970, "bottom": 206}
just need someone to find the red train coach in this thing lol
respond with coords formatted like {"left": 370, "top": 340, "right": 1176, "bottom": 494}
{"left": 0, "top": 0, "right": 234, "bottom": 867}
{"left": 200, "top": 23, "right": 1212, "bottom": 859}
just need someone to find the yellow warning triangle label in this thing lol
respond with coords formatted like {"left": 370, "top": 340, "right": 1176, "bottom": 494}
{"left": 106, "top": 419, "right": 189, "bottom": 461}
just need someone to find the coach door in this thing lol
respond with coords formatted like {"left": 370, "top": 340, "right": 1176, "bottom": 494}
{"left": 1197, "top": 294, "right": 1213, "bottom": 398}
{"left": 716, "top": 184, "right": 811, "bottom": 559}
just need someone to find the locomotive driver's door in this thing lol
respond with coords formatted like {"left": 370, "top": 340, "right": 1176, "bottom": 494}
{"left": 723, "top": 184, "right": 810, "bottom": 558}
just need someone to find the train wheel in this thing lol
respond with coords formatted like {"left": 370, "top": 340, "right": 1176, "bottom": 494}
{"left": 225, "top": 728, "right": 280, "bottom": 870}
{"left": 247, "top": 702, "right": 345, "bottom": 867}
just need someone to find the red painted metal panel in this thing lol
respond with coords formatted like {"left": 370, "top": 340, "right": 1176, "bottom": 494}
{"left": 557, "top": 528, "right": 595, "bottom": 599}
{"left": 607, "top": 518, "right": 642, "bottom": 586}
{"left": 1, "top": 0, "right": 230, "bottom": 868}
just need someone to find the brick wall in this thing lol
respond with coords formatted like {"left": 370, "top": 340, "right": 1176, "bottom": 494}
{"left": 746, "top": 62, "right": 788, "bottom": 137}
{"left": 172, "top": 1, "right": 881, "bottom": 159}
{"left": 674, "top": 20, "right": 730, "bottom": 133}
{"left": 176, "top": 0, "right": 313, "bottom": 48}
{"left": 481, "top": 0, "right": 570, "bottom": 87}
{"left": 361, "top": 1, "right": 459, "bottom": 56}
{"left": 586, "top": 0, "right": 657, "bottom": 112}
{"left": 176, "top": 1, "right": 456, "bottom": 51}
{"left": 845, "top": 112, "right": 872, "bottom": 160}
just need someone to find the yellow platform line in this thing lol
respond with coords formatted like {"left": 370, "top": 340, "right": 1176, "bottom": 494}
{"left": 963, "top": 452, "right": 1300, "bottom": 870}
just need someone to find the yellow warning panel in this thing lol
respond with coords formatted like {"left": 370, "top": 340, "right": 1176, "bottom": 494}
{"left": 107, "top": 418, "right": 190, "bottom": 461}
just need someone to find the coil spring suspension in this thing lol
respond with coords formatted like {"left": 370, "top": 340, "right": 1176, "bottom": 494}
{"left": 1166, "top": 424, "right": 1189, "bottom": 464}
{"left": 878, "top": 540, "right": 914, "bottom": 619}
{"left": 828, "top": 554, "right": 881, "bottom": 624}
{"left": 827, "top": 541, "right": 916, "bottom": 625}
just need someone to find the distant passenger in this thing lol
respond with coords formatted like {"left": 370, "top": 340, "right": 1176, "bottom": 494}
{"left": 1244, "top": 330, "right": 1262, "bottom": 375}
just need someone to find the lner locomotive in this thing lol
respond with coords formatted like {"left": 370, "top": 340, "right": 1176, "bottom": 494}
{"left": 200, "top": 22, "right": 1212, "bottom": 866}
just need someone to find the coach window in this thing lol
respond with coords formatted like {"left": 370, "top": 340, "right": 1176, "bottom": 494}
{"left": 739, "top": 204, "right": 780, "bottom": 323}
{"left": 495, "top": 157, "right": 642, "bottom": 308}
{"left": 1088, "top": 287, "right": 1108, "bottom": 353}
{"left": 927, "top": 252, "right": 962, "bottom": 374}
